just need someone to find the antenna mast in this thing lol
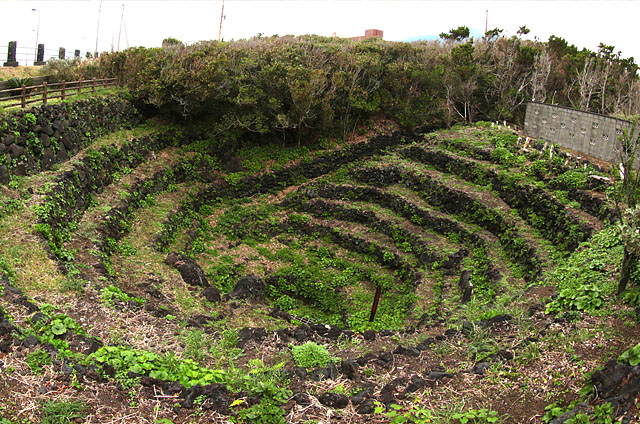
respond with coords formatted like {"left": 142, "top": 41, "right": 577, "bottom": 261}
{"left": 218, "top": 0, "right": 225, "bottom": 41}
{"left": 485, "top": 9, "right": 488, "bottom": 34}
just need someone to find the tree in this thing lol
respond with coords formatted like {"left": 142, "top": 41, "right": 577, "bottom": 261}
{"left": 517, "top": 25, "right": 530, "bottom": 36}
{"left": 484, "top": 28, "right": 503, "bottom": 42}
{"left": 530, "top": 50, "right": 551, "bottom": 103}
{"left": 440, "top": 26, "right": 470, "bottom": 42}
{"left": 612, "top": 121, "right": 640, "bottom": 294}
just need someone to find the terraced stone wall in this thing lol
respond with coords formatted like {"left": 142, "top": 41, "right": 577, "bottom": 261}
{"left": 0, "top": 96, "right": 141, "bottom": 184}
{"left": 524, "top": 102, "right": 639, "bottom": 167}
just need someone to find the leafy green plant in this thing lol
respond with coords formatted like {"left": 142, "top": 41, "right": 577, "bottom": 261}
{"left": 23, "top": 113, "right": 36, "bottom": 127}
{"left": 274, "top": 294, "right": 296, "bottom": 311}
{"left": 374, "top": 403, "right": 435, "bottom": 424}
{"left": 618, "top": 342, "right": 640, "bottom": 366}
{"left": 546, "top": 284, "right": 605, "bottom": 314}
{"left": 100, "top": 285, "right": 145, "bottom": 306}
{"left": 26, "top": 348, "right": 52, "bottom": 374}
{"left": 90, "top": 345, "right": 226, "bottom": 387}
{"left": 451, "top": 408, "right": 500, "bottom": 423}
{"left": 555, "top": 170, "right": 587, "bottom": 190}
{"left": 33, "top": 314, "right": 86, "bottom": 355}
{"left": 291, "top": 342, "right": 336, "bottom": 370}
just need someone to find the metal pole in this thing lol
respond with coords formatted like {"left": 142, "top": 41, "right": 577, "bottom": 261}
{"left": 32, "top": 9, "right": 40, "bottom": 65}
{"left": 95, "top": 0, "right": 103, "bottom": 57}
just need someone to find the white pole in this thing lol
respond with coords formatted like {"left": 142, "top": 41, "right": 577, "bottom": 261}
{"left": 32, "top": 9, "right": 40, "bottom": 64}
{"left": 95, "top": 0, "right": 103, "bottom": 57}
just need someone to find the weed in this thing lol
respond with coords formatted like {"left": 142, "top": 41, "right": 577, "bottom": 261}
{"left": 40, "top": 400, "right": 86, "bottom": 424}
{"left": 26, "top": 349, "right": 52, "bottom": 374}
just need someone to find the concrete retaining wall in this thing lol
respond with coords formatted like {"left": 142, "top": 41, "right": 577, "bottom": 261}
{"left": 524, "top": 102, "right": 636, "bottom": 166}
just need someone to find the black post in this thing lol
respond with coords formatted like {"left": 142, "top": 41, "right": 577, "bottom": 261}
{"left": 74, "top": 49, "right": 80, "bottom": 58}
{"left": 3, "top": 41, "right": 19, "bottom": 67}
{"left": 58, "top": 47, "right": 65, "bottom": 60}
{"left": 35, "top": 44, "right": 45, "bottom": 65}
{"left": 369, "top": 286, "right": 382, "bottom": 322}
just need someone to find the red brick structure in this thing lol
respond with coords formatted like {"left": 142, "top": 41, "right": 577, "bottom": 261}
{"left": 350, "top": 29, "right": 383, "bottom": 41}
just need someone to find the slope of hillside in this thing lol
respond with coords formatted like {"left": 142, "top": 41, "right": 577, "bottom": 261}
{"left": 0, "top": 111, "right": 638, "bottom": 423}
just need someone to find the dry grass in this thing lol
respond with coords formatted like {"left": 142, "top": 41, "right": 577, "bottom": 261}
{"left": 0, "top": 66, "right": 42, "bottom": 80}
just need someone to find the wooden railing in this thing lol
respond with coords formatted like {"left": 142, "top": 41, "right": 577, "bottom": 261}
{"left": 0, "top": 77, "right": 118, "bottom": 108}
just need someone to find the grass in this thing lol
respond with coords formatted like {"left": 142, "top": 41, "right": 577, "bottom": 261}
{"left": 0, "top": 208, "right": 65, "bottom": 295}
{"left": 39, "top": 400, "right": 86, "bottom": 424}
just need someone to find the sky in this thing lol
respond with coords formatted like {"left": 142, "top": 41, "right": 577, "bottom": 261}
{"left": 1, "top": 0, "right": 639, "bottom": 66}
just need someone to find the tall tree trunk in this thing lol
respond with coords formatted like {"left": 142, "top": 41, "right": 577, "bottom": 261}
{"left": 618, "top": 247, "right": 638, "bottom": 294}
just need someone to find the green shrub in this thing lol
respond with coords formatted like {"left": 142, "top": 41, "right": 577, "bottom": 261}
{"left": 555, "top": 170, "right": 587, "bottom": 189}
{"left": 291, "top": 341, "right": 336, "bottom": 370}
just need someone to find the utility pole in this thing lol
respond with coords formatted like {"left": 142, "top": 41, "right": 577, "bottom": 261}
{"left": 118, "top": 3, "right": 125, "bottom": 51}
{"left": 32, "top": 8, "right": 40, "bottom": 64}
{"left": 218, "top": 0, "right": 225, "bottom": 42}
{"left": 95, "top": 0, "right": 103, "bottom": 57}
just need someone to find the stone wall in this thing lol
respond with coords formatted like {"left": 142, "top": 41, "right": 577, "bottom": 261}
{"left": 524, "top": 102, "right": 637, "bottom": 167}
{"left": 0, "top": 96, "right": 140, "bottom": 184}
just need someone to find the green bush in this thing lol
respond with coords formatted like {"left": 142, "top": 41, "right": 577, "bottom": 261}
{"left": 555, "top": 170, "right": 587, "bottom": 190}
{"left": 291, "top": 341, "right": 336, "bottom": 369}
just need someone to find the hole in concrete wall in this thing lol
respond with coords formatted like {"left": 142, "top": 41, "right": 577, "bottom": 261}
{"left": 616, "top": 128, "right": 623, "bottom": 135}
{"left": 542, "top": 118, "right": 548, "bottom": 124}
{"left": 552, "top": 113, "right": 558, "bottom": 119}
{"left": 602, "top": 134, "right": 609, "bottom": 141}
{"left": 581, "top": 128, "right": 587, "bottom": 134}
{"left": 592, "top": 122, "right": 599, "bottom": 129}
{"left": 569, "top": 132, "right": 575, "bottom": 139}
{"left": 571, "top": 117, "right": 577, "bottom": 123}
{"left": 534, "top": 109, "right": 539, "bottom": 115}
{"left": 560, "top": 122, "right": 566, "bottom": 128}
{"left": 550, "top": 128, "right": 556, "bottom": 134}
{"left": 532, "top": 124, "right": 538, "bottom": 129}
{"left": 589, "top": 139, "right": 596, "bottom": 145}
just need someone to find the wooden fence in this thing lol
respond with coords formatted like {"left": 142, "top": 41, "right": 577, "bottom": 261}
{"left": 0, "top": 78, "right": 118, "bottom": 108}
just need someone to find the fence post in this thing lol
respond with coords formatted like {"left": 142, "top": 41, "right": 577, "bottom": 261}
{"left": 92, "top": 78, "right": 96, "bottom": 94}
{"left": 78, "top": 80, "right": 82, "bottom": 95}
{"left": 21, "top": 85, "right": 26, "bottom": 108}
{"left": 61, "top": 81, "right": 66, "bottom": 101}
{"left": 58, "top": 47, "right": 65, "bottom": 60}
{"left": 42, "top": 81, "right": 48, "bottom": 105}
